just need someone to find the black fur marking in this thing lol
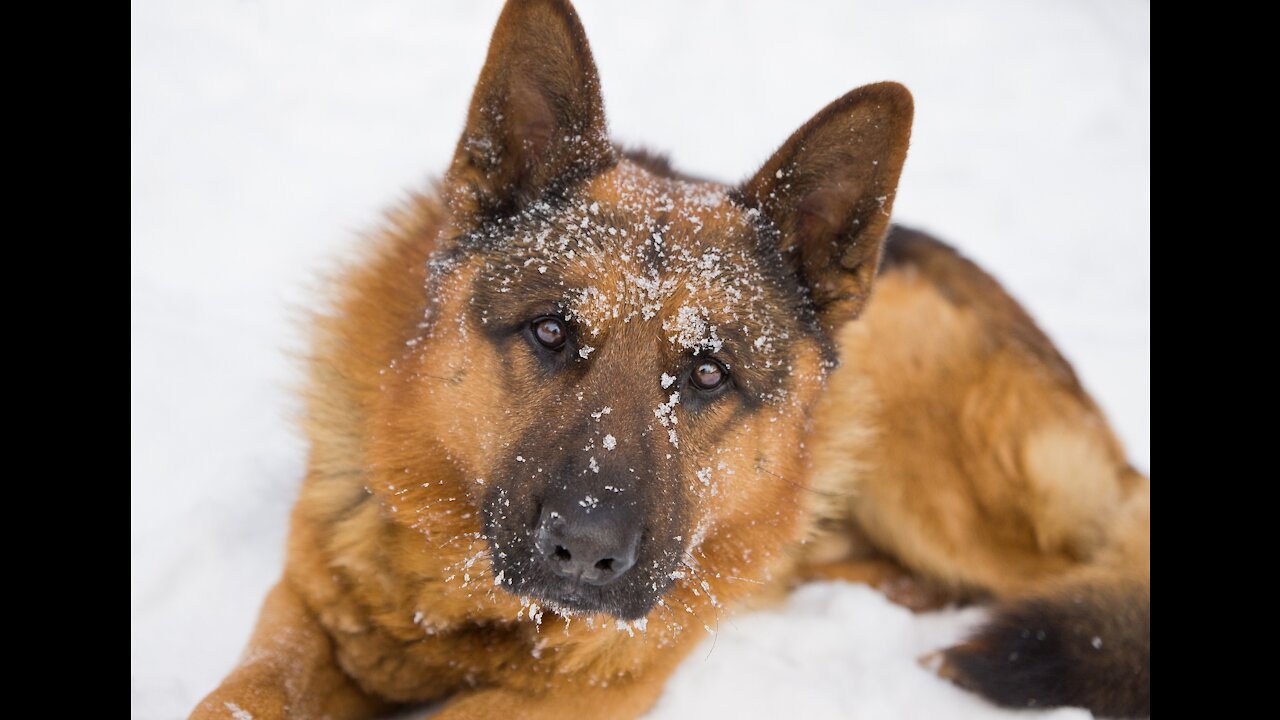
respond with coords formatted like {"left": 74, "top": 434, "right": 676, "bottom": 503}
{"left": 879, "top": 224, "right": 1088, "bottom": 399}
{"left": 945, "top": 585, "right": 1150, "bottom": 718}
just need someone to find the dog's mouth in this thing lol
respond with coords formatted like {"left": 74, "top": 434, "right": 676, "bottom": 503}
{"left": 532, "top": 580, "right": 609, "bottom": 615}
{"left": 492, "top": 555, "right": 668, "bottom": 621}
{"left": 483, "top": 521, "right": 675, "bottom": 621}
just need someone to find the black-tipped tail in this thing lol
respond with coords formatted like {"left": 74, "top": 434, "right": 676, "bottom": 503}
{"left": 943, "top": 582, "right": 1150, "bottom": 718}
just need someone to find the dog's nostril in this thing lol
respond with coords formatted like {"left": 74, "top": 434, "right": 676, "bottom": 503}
{"left": 536, "top": 505, "right": 639, "bottom": 586}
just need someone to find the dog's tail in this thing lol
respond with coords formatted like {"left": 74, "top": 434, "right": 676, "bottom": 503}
{"left": 942, "top": 484, "right": 1150, "bottom": 718}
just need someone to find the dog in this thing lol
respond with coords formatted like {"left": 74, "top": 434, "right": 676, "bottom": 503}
{"left": 193, "top": 0, "right": 1150, "bottom": 717}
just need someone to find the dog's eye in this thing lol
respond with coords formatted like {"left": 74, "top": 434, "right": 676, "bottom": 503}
{"left": 691, "top": 359, "right": 728, "bottom": 390}
{"left": 532, "top": 317, "right": 567, "bottom": 351}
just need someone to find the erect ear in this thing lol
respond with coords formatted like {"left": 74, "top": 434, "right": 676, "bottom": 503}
{"left": 447, "top": 0, "right": 615, "bottom": 217}
{"left": 740, "top": 82, "right": 913, "bottom": 333}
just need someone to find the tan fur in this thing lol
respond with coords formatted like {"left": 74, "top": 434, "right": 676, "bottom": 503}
{"left": 192, "top": 2, "right": 1149, "bottom": 717}
{"left": 807, "top": 232, "right": 1149, "bottom": 600}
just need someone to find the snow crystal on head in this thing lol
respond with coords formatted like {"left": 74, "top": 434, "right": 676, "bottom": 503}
{"left": 436, "top": 156, "right": 822, "bottom": 410}
{"left": 663, "top": 305, "right": 722, "bottom": 353}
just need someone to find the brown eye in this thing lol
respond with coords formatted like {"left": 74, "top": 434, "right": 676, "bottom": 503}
{"left": 691, "top": 359, "right": 728, "bottom": 390}
{"left": 532, "top": 317, "right": 567, "bottom": 351}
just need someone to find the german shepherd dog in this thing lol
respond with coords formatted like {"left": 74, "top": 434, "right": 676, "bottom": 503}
{"left": 194, "top": 1, "right": 1150, "bottom": 717}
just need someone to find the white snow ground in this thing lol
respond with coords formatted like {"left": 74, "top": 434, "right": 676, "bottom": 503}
{"left": 130, "top": 1, "right": 1150, "bottom": 718}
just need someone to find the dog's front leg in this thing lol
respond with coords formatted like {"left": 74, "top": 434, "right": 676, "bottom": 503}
{"left": 190, "top": 580, "right": 388, "bottom": 720}
{"left": 796, "top": 557, "right": 952, "bottom": 612}
{"left": 433, "top": 679, "right": 672, "bottom": 720}
{"left": 428, "top": 633, "right": 702, "bottom": 720}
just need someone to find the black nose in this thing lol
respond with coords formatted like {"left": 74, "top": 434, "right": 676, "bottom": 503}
{"left": 535, "top": 505, "right": 640, "bottom": 586}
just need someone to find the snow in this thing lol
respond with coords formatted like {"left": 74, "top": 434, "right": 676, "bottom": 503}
{"left": 130, "top": 1, "right": 1148, "bottom": 719}
{"left": 648, "top": 584, "right": 1091, "bottom": 720}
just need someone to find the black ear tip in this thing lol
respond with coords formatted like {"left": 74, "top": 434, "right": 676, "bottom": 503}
{"left": 853, "top": 81, "right": 914, "bottom": 119}
{"left": 501, "top": 0, "right": 584, "bottom": 24}
{"left": 873, "top": 81, "right": 914, "bottom": 108}
{"left": 494, "top": 0, "right": 595, "bottom": 75}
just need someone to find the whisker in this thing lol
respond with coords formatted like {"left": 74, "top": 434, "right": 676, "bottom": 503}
{"left": 755, "top": 463, "right": 845, "bottom": 498}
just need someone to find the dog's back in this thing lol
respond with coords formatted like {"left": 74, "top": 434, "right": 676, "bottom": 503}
{"left": 808, "top": 227, "right": 1150, "bottom": 715}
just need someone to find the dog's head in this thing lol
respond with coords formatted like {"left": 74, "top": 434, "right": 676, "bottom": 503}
{"left": 377, "top": 0, "right": 911, "bottom": 622}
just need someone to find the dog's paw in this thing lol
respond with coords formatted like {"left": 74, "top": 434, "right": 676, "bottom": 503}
{"left": 876, "top": 572, "right": 949, "bottom": 612}
{"left": 190, "top": 681, "right": 287, "bottom": 720}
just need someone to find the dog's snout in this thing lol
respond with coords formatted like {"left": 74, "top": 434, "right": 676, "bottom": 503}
{"left": 535, "top": 505, "right": 640, "bottom": 586}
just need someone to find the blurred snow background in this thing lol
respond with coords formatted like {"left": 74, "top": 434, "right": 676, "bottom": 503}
{"left": 130, "top": 1, "right": 1149, "bottom": 718}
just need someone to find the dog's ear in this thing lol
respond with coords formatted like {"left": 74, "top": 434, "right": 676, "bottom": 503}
{"left": 447, "top": 0, "right": 614, "bottom": 217}
{"left": 741, "top": 82, "right": 913, "bottom": 332}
